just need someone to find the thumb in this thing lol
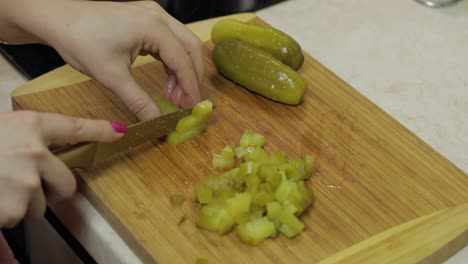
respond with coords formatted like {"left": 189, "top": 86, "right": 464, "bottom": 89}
{"left": 96, "top": 65, "right": 161, "bottom": 121}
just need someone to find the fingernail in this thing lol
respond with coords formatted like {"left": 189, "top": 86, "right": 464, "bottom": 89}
{"left": 165, "top": 75, "right": 176, "bottom": 96}
{"left": 175, "top": 87, "right": 183, "bottom": 104}
{"left": 112, "top": 121, "right": 128, "bottom": 133}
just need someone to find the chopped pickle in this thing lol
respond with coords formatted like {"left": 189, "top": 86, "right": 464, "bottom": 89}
{"left": 236, "top": 217, "right": 276, "bottom": 245}
{"left": 176, "top": 115, "right": 199, "bottom": 132}
{"left": 267, "top": 201, "right": 282, "bottom": 221}
{"left": 258, "top": 164, "right": 276, "bottom": 181}
{"left": 234, "top": 146, "right": 248, "bottom": 158}
{"left": 196, "top": 204, "right": 234, "bottom": 234}
{"left": 274, "top": 174, "right": 292, "bottom": 202}
{"left": 245, "top": 174, "right": 261, "bottom": 188}
{"left": 152, "top": 91, "right": 180, "bottom": 114}
{"left": 167, "top": 124, "right": 207, "bottom": 147}
{"left": 194, "top": 130, "right": 315, "bottom": 245}
{"left": 212, "top": 154, "right": 235, "bottom": 169}
{"left": 171, "top": 194, "right": 186, "bottom": 205}
{"left": 192, "top": 100, "right": 213, "bottom": 123}
{"left": 258, "top": 182, "right": 274, "bottom": 193}
{"left": 279, "top": 212, "right": 304, "bottom": 238}
{"left": 239, "top": 161, "right": 260, "bottom": 177}
{"left": 270, "top": 150, "right": 287, "bottom": 166}
{"left": 243, "top": 147, "right": 270, "bottom": 163}
{"left": 240, "top": 130, "right": 267, "bottom": 147}
{"left": 221, "top": 146, "right": 235, "bottom": 158}
{"left": 195, "top": 183, "right": 213, "bottom": 204}
{"left": 226, "top": 193, "right": 251, "bottom": 219}
{"left": 167, "top": 99, "right": 213, "bottom": 147}
{"left": 253, "top": 191, "right": 273, "bottom": 207}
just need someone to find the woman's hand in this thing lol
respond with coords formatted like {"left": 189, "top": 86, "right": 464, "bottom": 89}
{"left": 1, "top": 0, "right": 204, "bottom": 120}
{"left": 50, "top": 1, "right": 203, "bottom": 120}
{"left": 0, "top": 111, "right": 124, "bottom": 228}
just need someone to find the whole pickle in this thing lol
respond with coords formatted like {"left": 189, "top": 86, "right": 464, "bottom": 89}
{"left": 213, "top": 40, "right": 307, "bottom": 105}
{"left": 211, "top": 19, "right": 304, "bottom": 70}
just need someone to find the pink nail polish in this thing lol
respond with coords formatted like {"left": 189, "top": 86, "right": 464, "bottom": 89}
{"left": 112, "top": 121, "right": 128, "bottom": 133}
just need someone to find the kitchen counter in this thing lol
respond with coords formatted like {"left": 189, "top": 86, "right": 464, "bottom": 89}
{"left": 1, "top": 0, "right": 466, "bottom": 263}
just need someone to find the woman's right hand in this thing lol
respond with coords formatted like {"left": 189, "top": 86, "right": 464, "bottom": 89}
{"left": 0, "top": 111, "right": 124, "bottom": 228}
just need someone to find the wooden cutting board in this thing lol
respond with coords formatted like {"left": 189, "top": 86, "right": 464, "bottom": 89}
{"left": 11, "top": 14, "right": 468, "bottom": 264}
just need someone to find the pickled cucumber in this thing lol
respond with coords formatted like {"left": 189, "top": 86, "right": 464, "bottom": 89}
{"left": 211, "top": 19, "right": 304, "bottom": 70}
{"left": 213, "top": 40, "right": 307, "bottom": 105}
{"left": 194, "top": 130, "right": 316, "bottom": 245}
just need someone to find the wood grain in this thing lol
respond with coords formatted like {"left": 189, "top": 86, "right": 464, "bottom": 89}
{"left": 11, "top": 16, "right": 468, "bottom": 263}
{"left": 319, "top": 203, "right": 468, "bottom": 264}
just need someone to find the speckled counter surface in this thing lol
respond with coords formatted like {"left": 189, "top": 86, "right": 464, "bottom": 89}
{"left": 1, "top": 0, "right": 466, "bottom": 262}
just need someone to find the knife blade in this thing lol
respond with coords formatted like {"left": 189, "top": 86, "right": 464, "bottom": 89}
{"left": 55, "top": 108, "right": 192, "bottom": 170}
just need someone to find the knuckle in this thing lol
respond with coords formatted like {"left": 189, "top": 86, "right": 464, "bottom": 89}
{"left": 128, "top": 97, "right": 151, "bottom": 117}
{"left": 17, "top": 111, "right": 42, "bottom": 128}
{"left": 18, "top": 139, "right": 47, "bottom": 160}
{"left": 69, "top": 117, "right": 86, "bottom": 142}
{"left": 21, "top": 173, "right": 41, "bottom": 192}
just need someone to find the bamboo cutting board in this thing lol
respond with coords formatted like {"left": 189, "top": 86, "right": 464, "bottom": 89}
{"left": 11, "top": 14, "right": 468, "bottom": 263}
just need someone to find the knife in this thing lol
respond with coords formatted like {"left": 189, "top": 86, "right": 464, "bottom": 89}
{"left": 55, "top": 108, "right": 192, "bottom": 170}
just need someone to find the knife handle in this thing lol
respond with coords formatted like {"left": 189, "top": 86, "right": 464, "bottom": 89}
{"left": 55, "top": 143, "right": 98, "bottom": 170}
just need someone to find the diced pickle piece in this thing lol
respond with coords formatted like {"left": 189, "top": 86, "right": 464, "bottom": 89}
{"left": 245, "top": 174, "right": 261, "bottom": 188}
{"left": 266, "top": 201, "right": 282, "bottom": 221}
{"left": 167, "top": 124, "right": 207, "bottom": 147}
{"left": 196, "top": 204, "right": 234, "bottom": 234}
{"left": 212, "top": 154, "right": 235, "bottom": 169}
{"left": 244, "top": 147, "right": 270, "bottom": 163}
{"left": 221, "top": 146, "right": 235, "bottom": 158}
{"left": 258, "top": 182, "right": 274, "bottom": 193}
{"left": 240, "top": 130, "right": 267, "bottom": 147}
{"left": 239, "top": 161, "right": 260, "bottom": 177}
{"left": 252, "top": 191, "right": 273, "bottom": 207}
{"left": 176, "top": 115, "right": 199, "bottom": 132}
{"left": 258, "top": 164, "right": 276, "bottom": 181}
{"left": 152, "top": 91, "right": 179, "bottom": 114}
{"left": 235, "top": 217, "right": 276, "bottom": 245}
{"left": 195, "top": 183, "right": 213, "bottom": 204}
{"left": 234, "top": 146, "right": 248, "bottom": 158}
{"left": 279, "top": 212, "right": 304, "bottom": 238}
{"left": 270, "top": 150, "right": 287, "bottom": 166}
{"left": 227, "top": 193, "right": 252, "bottom": 219}
{"left": 274, "top": 174, "right": 292, "bottom": 202}
{"left": 192, "top": 99, "right": 213, "bottom": 123}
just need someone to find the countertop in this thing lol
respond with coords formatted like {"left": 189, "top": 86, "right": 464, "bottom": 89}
{"left": 0, "top": 0, "right": 466, "bottom": 263}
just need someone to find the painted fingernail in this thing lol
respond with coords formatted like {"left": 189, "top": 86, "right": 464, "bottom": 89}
{"left": 112, "top": 121, "right": 128, "bottom": 133}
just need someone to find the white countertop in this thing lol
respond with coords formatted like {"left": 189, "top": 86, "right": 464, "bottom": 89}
{"left": 1, "top": 0, "right": 466, "bottom": 263}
